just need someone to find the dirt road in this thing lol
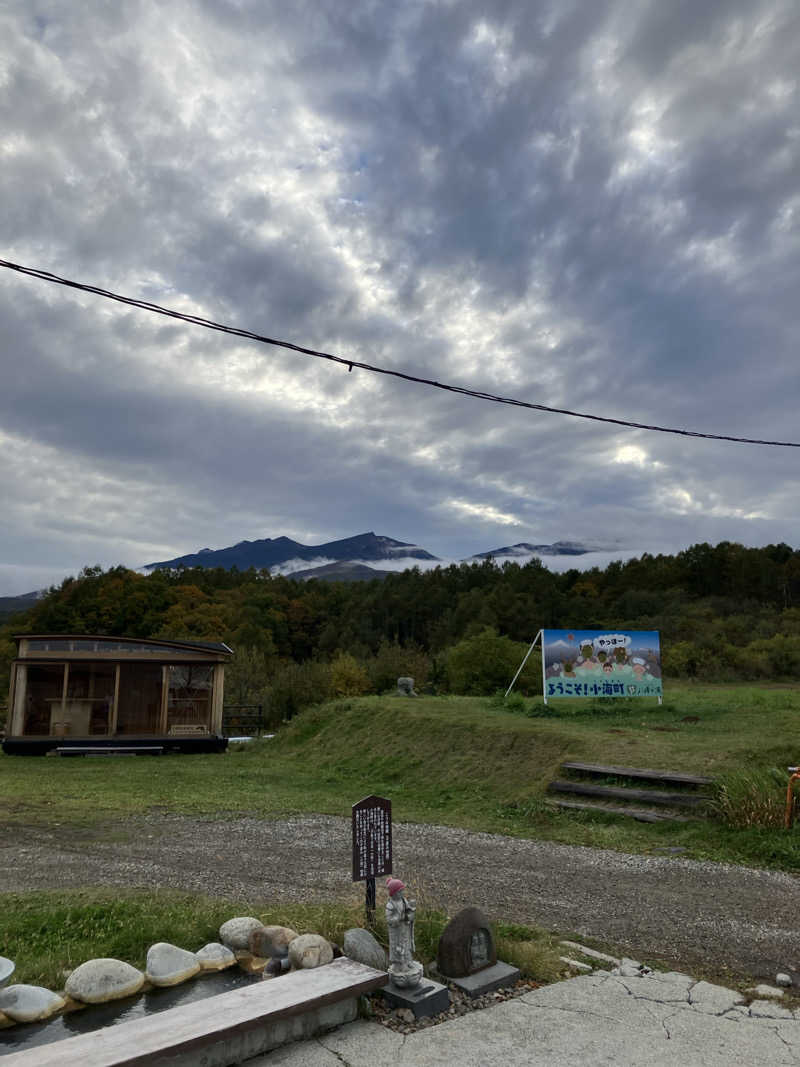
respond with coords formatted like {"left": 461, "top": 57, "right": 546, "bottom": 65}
{"left": 2, "top": 814, "right": 797, "bottom": 981}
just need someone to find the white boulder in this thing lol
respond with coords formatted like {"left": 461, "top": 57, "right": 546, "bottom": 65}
{"left": 288, "top": 934, "right": 334, "bottom": 970}
{"left": 146, "top": 943, "right": 201, "bottom": 987}
{"left": 219, "top": 917, "right": 265, "bottom": 951}
{"left": 196, "top": 943, "right": 236, "bottom": 971}
{"left": 65, "top": 959, "right": 145, "bottom": 1004}
{"left": 343, "top": 928, "right": 388, "bottom": 971}
{"left": 0, "top": 984, "right": 66, "bottom": 1023}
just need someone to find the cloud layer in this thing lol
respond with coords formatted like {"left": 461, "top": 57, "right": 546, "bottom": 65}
{"left": 1, "top": 1, "right": 799, "bottom": 594}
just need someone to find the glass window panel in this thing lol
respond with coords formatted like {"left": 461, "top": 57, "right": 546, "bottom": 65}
{"left": 65, "top": 663, "right": 116, "bottom": 736}
{"left": 167, "top": 665, "right": 213, "bottom": 735}
{"left": 116, "top": 663, "right": 163, "bottom": 735}
{"left": 27, "top": 638, "right": 213, "bottom": 656}
{"left": 23, "top": 665, "right": 65, "bottom": 736}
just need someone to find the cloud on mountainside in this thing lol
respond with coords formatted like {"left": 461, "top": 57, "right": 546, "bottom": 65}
{"left": 1, "top": 1, "right": 799, "bottom": 593}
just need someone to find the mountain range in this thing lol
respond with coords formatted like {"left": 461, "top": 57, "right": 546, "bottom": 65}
{"left": 0, "top": 533, "right": 597, "bottom": 614}
{"left": 144, "top": 531, "right": 594, "bottom": 581}
{"left": 145, "top": 532, "right": 438, "bottom": 574}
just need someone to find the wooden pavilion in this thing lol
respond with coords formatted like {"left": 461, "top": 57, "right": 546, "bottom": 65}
{"left": 3, "top": 634, "right": 233, "bottom": 755}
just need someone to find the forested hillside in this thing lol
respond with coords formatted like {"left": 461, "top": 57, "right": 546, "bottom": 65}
{"left": 2, "top": 541, "right": 800, "bottom": 707}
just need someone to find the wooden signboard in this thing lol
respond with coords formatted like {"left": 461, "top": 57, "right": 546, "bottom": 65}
{"left": 352, "top": 794, "right": 392, "bottom": 923}
{"left": 352, "top": 794, "right": 392, "bottom": 881}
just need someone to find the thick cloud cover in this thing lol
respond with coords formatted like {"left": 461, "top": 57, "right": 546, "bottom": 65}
{"left": 1, "top": 1, "right": 799, "bottom": 593}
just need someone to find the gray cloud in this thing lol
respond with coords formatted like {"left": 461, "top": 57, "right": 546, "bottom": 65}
{"left": 1, "top": 0, "right": 799, "bottom": 595}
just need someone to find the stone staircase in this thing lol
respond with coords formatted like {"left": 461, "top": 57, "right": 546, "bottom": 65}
{"left": 546, "top": 761, "right": 715, "bottom": 823}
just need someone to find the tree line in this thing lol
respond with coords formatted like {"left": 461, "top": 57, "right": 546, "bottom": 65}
{"left": 2, "top": 540, "right": 800, "bottom": 708}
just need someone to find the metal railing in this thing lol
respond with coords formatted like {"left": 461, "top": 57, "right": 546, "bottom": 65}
{"left": 222, "top": 704, "right": 271, "bottom": 736}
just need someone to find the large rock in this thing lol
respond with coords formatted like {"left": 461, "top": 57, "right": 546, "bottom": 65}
{"left": 196, "top": 943, "right": 236, "bottom": 971}
{"left": 288, "top": 934, "right": 334, "bottom": 970}
{"left": 343, "top": 928, "right": 388, "bottom": 971}
{"left": 437, "top": 906, "right": 497, "bottom": 978}
{"left": 0, "top": 984, "right": 66, "bottom": 1023}
{"left": 219, "top": 917, "right": 265, "bottom": 951}
{"left": 146, "top": 943, "right": 201, "bottom": 987}
{"left": 249, "top": 925, "right": 298, "bottom": 960}
{"left": 65, "top": 959, "right": 145, "bottom": 1004}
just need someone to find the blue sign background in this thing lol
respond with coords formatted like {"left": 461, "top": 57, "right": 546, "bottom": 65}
{"left": 542, "top": 629, "right": 662, "bottom": 699}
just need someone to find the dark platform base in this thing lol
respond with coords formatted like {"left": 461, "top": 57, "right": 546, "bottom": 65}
{"left": 381, "top": 978, "right": 450, "bottom": 1019}
{"left": 444, "top": 961, "right": 521, "bottom": 998}
{"left": 2, "top": 735, "right": 229, "bottom": 756}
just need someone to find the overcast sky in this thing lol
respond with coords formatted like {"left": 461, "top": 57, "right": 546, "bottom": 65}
{"left": 2, "top": 1, "right": 800, "bottom": 595}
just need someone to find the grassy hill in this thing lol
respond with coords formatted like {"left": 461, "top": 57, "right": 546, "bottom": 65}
{"left": 2, "top": 685, "right": 798, "bottom": 870}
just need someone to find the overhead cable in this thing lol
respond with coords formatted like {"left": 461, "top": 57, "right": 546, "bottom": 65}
{"left": 1, "top": 256, "right": 798, "bottom": 448}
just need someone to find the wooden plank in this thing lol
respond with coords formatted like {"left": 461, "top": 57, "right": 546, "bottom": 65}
{"left": 548, "top": 800, "right": 693, "bottom": 823}
{"left": 561, "top": 762, "right": 714, "bottom": 787}
{"left": 2, "top": 958, "right": 387, "bottom": 1067}
{"left": 547, "top": 780, "right": 708, "bottom": 807}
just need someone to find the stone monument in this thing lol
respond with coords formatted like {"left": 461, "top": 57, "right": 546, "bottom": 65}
{"left": 436, "top": 906, "right": 520, "bottom": 998}
{"left": 396, "top": 677, "right": 417, "bottom": 696}
{"left": 380, "top": 878, "right": 449, "bottom": 1019}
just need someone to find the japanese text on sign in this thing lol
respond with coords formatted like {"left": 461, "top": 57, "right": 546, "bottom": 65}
{"left": 351, "top": 795, "right": 392, "bottom": 882}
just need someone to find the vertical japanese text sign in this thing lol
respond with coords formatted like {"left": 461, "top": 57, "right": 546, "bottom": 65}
{"left": 351, "top": 795, "right": 392, "bottom": 882}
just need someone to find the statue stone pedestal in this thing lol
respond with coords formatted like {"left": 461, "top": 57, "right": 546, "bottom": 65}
{"left": 381, "top": 975, "right": 450, "bottom": 1019}
{"left": 381, "top": 876, "right": 450, "bottom": 1018}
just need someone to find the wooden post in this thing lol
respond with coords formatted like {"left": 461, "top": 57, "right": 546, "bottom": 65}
{"left": 365, "top": 876, "right": 376, "bottom": 925}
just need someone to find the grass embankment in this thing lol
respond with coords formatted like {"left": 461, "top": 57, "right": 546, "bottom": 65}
{"left": 1, "top": 685, "right": 798, "bottom": 869}
{"left": 0, "top": 889, "right": 564, "bottom": 990}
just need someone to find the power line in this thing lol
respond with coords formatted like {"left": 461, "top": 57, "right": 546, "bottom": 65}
{"left": 1, "top": 256, "right": 798, "bottom": 448}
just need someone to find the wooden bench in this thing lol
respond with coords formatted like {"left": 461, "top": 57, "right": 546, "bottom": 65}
{"left": 56, "top": 746, "right": 164, "bottom": 757}
{"left": 3, "top": 957, "right": 388, "bottom": 1067}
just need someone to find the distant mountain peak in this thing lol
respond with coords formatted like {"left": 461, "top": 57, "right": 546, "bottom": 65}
{"left": 144, "top": 531, "right": 439, "bottom": 573}
{"left": 467, "top": 539, "right": 597, "bottom": 560}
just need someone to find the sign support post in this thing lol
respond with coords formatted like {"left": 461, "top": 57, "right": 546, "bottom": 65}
{"left": 505, "top": 630, "right": 542, "bottom": 699}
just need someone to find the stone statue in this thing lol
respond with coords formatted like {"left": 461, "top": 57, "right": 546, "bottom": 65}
{"left": 385, "top": 878, "right": 423, "bottom": 988}
{"left": 396, "top": 677, "right": 417, "bottom": 696}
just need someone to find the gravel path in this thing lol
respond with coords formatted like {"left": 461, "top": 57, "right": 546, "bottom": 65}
{"left": 2, "top": 814, "right": 797, "bottom": 981}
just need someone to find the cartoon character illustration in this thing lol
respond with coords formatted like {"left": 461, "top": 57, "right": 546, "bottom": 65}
{"left": 631, "top": 657, "right": 647, "bottom": 680}
{"left": 576, "top": 642, "right": 599, "bottom": 674}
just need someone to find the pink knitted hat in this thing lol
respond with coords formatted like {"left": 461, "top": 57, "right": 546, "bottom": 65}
{"left": 386, "top": 877, "right": 406, "bottom": 896}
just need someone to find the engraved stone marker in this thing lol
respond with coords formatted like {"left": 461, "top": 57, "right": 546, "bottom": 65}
{"left": 437, "top": 906, "right": 520, "bottom": 999}
{"left": 437, "top": 907, "right": 497, "bottom": 978}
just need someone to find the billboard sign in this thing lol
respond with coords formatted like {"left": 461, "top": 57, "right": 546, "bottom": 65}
{"left": 542, "top": 629, "right": 662, "bottom": 700}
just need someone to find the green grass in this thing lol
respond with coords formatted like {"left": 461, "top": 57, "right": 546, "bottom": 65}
{"left": 2, "top": 685, "right": 798, "bottom": 870}
{"left": 0, "top": 888, "right": 565, "bottom": 990}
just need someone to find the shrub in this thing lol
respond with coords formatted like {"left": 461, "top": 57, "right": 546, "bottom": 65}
{"left": 330, "top": 652, "right": 372, "bottom": 697}
{"left": 266, "top": 660, "right": 332, "bottom": 721}
{"left": 711, "top": 768, "right": 794, "bottom": 829}
{"left": 366, "top": 641, "right": 432, "bottom": 693}
{"left": 488, "top": 689, "right": 526, "bottom": 713}
{"left": 444, "top": 628, "right": 540, "bottom": 696}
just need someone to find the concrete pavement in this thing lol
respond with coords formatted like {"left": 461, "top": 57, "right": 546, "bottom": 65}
{"left": 252, "top": 967, "right": 800, "bottom": 1066}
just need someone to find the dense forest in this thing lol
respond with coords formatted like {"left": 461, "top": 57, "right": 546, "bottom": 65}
{"left": 2, "top": 541, "right": 800, "bottom": 714}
